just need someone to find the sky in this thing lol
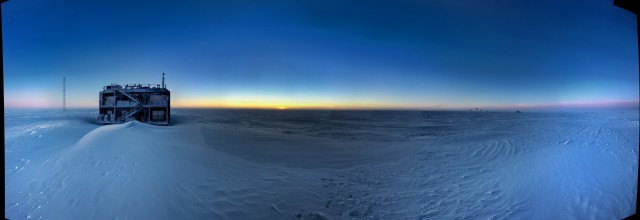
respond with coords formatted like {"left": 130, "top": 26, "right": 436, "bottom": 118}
{"left": 2, "top": 0, "right": 639, "bottom": 110}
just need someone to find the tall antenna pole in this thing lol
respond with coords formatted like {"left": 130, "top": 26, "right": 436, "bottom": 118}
{"left": 63, "top": 77, "right": 66, "bottom": 111}
{"left": 162, "top": 73, "right": 165, "bottom": 89}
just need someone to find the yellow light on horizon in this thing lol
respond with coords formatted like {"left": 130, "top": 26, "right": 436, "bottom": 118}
{"left": 173, "top": 95, "right": 456, "bottom": 110}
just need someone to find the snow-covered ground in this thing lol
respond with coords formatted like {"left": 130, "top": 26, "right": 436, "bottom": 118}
{"left": 4, "top": 108, "right": 639, "bottom": 219}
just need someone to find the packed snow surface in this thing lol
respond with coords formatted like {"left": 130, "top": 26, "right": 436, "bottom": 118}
{"left": 5, "top": 109, "right": 639, "bottom": 219}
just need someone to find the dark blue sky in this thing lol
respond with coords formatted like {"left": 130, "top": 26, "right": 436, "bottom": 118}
{"left": 3, "top": 0, "right": 638, "bottom": 109}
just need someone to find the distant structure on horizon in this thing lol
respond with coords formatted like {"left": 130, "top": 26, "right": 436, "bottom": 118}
{"left": 97, "top": 73, "right": 171, "bottom": 126}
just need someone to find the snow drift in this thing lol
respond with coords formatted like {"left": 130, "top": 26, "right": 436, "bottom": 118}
{"left": 4, "top": 109, "right": 639, "bottom": 219}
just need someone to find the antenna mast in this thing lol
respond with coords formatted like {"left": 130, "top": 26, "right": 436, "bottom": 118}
{"left": 162, "top": 73, "right": 165, "bottom": 89}
{"left": 63, "top": 77, "right": 66, "bottom": 111}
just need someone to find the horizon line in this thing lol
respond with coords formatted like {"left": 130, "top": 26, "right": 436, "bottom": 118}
{"left": 5, "top": 100, "right": 638, "bottom": 111}
{"left": 5, "top": 104, "right": 639, "bottom": 112}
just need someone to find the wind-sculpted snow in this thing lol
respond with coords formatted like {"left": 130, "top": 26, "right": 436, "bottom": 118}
{"left": 4, "top": 109, "right": 639, "bottom": 219}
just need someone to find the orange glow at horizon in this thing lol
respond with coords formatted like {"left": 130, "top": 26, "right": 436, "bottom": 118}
{"left": 171, "top": 96, "right": 354, "bottom": 109}
{"left": 4, "top": 97, "right": 637, "bottom": 110}
{"left": 171, "top": 98, "right": 467, "bottom": 110}
{"left": 170, "top": 98, "right": 640, "bottom": 110}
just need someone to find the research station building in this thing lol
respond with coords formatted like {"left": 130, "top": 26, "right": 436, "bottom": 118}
{"left": 97, "top": 73, "right": 171, "bottom": 125}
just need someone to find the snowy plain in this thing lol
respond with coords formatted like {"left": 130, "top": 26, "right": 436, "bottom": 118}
{"left": 4, "top": 108, "right": 639, "bottom": 219}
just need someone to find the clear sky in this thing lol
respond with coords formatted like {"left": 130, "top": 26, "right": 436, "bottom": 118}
{"left": 3, "top": 0, "right": 639, "bottom": 110}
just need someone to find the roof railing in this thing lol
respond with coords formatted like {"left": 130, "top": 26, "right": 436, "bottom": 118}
{"left": 123, "top": 84, "right": 163, "bottom": 90}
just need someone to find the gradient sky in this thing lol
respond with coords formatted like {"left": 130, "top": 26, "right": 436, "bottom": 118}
{"left": 3, "top": 0, "right": 639, "bottom": 110}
